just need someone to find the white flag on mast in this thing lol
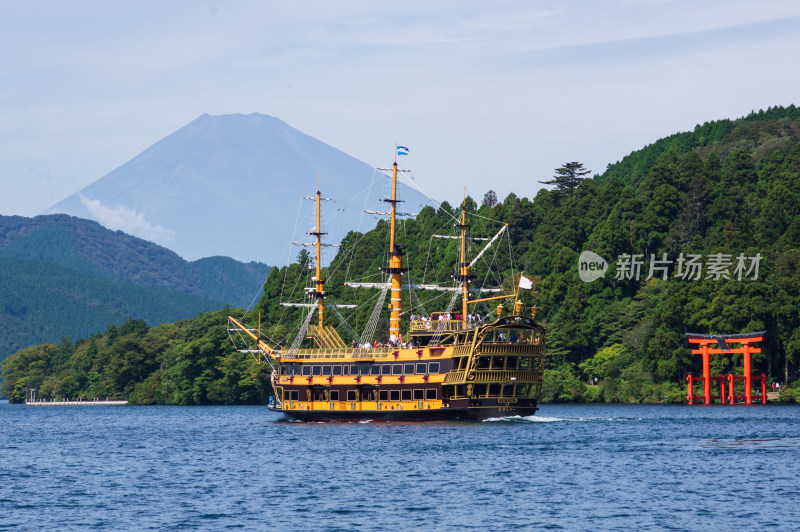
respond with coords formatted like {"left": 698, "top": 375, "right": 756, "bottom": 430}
{"left": 518, "top": 275, "right": 534, "bottom": 290}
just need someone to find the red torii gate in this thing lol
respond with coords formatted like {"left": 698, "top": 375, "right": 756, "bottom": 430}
{"left": 685, "top": 332, "right": 766, "bottom": 405}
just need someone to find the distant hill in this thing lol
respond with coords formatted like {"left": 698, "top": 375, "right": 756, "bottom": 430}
{"left": 0, "top": 214, "right": 269, "bottom": 357}
{"left": 43, "top": 113, "right": 433, "bottom": 263}
{"left": 598, "top": 105, "right": 800, "bottom": 186}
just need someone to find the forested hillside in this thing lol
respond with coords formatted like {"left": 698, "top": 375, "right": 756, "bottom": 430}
{"left": 0, "top": 312, "right": 271, "bottom": 405}
{"left": 4, "top": 107, "right": 800, "bottom": 404}
{"left": 0, "top": 214, "right": 269, "bottom": 357}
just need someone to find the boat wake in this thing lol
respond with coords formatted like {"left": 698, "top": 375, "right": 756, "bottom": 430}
{"left": 483, "top": 415, "right": 640, "bottom": 423}
{"left": 483, "top": 415, "right": 564, "bottom": 423}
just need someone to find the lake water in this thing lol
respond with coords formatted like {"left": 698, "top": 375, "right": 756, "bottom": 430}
{"left": 1, "top": 403, "right": 799, "bottom": 530}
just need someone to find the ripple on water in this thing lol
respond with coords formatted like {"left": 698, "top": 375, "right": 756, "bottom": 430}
{"left": 700, "top": 437, "right": 800, "bottom": 449}
{"left": 3, "top": 403, "right": 800, "bottom": 530}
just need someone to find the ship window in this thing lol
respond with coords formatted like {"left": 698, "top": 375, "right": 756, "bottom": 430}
{"left": 502, "top": 383, "right": 513, "bottom": 397}
{"left": 379, "top": 390, "right": 388, "bottom": 401}
{"left": 426, "top": 389, "right": 437, "bottom": 400}
{"left": 416, "top": 363, "right": 426, "bottom": 374}
{"left": 392, "top": 365, "right": 402, "bottom": 375}
{"left": 382, "top": 365, "right": 392, "bottom": 375}
{"left": 361, "top": 389, "right": 375, "bottom": 401}
{"left": 332, "top": 365, "right": 342, "bottom": 376}
{"left": 401, "top": 390, "right": 412, "bottom": 401}
{"left": 330, "top": 390, "right": 340, "bottom": 401}
{"left": 312, "top": 366, "right": 322, "bottom": 376}
{"left": 347, "top": 390, "right": 357, "bottom": 401}
{"left": 342, "top": 365, "right": 349, "bottom": 375}
{"left": 390, "top": 390, "right": 400, "bottom": 401}
{"left": 491, "top": 357, "right": 504, "bottom": 370}
{"left": 413, "top": 389, "right": 424, "bottom": 400}
{"left": 371, "top": 364, "right": 381, "bottom": 375}
{"left": 488, "top": 384, "right": 501, "bottom": 396}
{"left": 404, "top": 363, "right": 415, "bottom": 374}
{"left": 302, "top": 365, "right": 311, "bottom": 376}
{"left": 313, "top": 389, "right": 326, "bottom": 401}
{"left": 429, "top": 362, "right": 440, "bottom": 373}
{"left": 515, "top": 385, "right": 527, "bottom": 397}
{"left": 477, "top": 357, "right": 490, "bottom": 369}
{"left": 349, "top": 365, "right": 358, "bottom": 375}
{"left": 283, "top": 390, "right": 291, "bottom": 400}
{"left": 322, "top": 365, "right": 331, "bottom": 376}
{"left": 279, "top": 366, "right": 286, "bottom": 376}
{"left": 473, "top": 383, "right": 487, "bottom": 397}
{"left": 506, "top": 356, "right": 518, "bottom": 370}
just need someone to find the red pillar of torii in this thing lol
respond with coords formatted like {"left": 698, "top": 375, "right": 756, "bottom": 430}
{"left": 685, "top": 332, "right": 766, "bottom": 405}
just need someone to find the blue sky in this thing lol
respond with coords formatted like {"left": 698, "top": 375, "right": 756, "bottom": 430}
{"left": 2, "top": 0, "right": 800, "bottom": 216}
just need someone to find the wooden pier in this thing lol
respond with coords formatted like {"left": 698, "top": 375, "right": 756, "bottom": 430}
{"left": 25, "top": 399, "right": 128, "bottom": 406}
{"left": 24, "top": 390, "right": 127, "bottom": 406}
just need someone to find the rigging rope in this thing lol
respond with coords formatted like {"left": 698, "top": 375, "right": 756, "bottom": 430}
{"left": 428, "top": 289, "right": 461, "bottom": 346}
{"left": 288, "top": 307, "right": 317, "bottom": 356}
{"left": 329, "top": 305, "right": 357, "bottom": 339}
{"left": 409, "top": 286, "right": 427, "bottom": 316}
{"left": 359, "top": 284, "right": 389, "bottom": 346}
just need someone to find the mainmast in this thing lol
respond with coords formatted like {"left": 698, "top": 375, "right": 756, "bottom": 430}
{"left": 384, "top": 157, "right": 406, "bottom": 338}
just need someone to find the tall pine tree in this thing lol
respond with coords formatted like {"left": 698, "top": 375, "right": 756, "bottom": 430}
{"left": 539, "top": 162, "right": 591, "bottom": 196}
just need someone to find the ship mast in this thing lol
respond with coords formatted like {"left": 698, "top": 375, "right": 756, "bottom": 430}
{"left": 459, "top": 190, "right": 469, "bottom": 328}
{"left": 385, "top": 155, "right": 405, "bottom": 339}
{"left": 287, "top": 176, "right": 342, "bottom": 325}
{"left": 313, "top": 175, "right": 325, "bottom": 328}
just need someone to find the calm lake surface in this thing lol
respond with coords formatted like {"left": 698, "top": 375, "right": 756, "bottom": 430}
{"left": 1, "top": 402, "right": 799, "bottom": 530}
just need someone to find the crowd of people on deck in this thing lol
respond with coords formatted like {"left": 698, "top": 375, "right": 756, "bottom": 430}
{"left": 351, "top": 333, "right": 418, "bottom": 350}
{"left": 407, "top": 312, "right": 490, "bottom": 325}
{"left": 346, "top": 312, "right": 494, "bottom": 351}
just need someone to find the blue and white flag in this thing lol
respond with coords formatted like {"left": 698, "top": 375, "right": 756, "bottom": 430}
{"left": 397, "top": 145, "right": 409, "bottom": 156}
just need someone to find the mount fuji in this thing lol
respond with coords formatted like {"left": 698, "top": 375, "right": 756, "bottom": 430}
{"left": 44, "top": 113, "right": 433, "bottom": 264}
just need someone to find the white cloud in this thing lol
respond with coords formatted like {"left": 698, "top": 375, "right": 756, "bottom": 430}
{"left": 79, "top": 195, "right": 176, "bottom": 244}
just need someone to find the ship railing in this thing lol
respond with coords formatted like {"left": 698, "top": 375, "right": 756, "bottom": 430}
{"left": 444, "top": 369, "right": 543, "bottom": 383}
{"left": 410, "top": 319, "right": 470, "bottom": 332}
{"left": 281, "top": 347, "right": 398, "bottom": 360}
{"left": 479, "top": 344, "right": 545, "bottom": 355}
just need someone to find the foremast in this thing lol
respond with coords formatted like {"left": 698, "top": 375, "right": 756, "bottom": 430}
{"left": 310, "top": 178, "right": 326, "bottom": 328}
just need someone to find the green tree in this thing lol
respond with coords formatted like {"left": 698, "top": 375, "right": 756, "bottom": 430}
{"left": 539, "top": 162, "right": 591, "bottom": 196}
